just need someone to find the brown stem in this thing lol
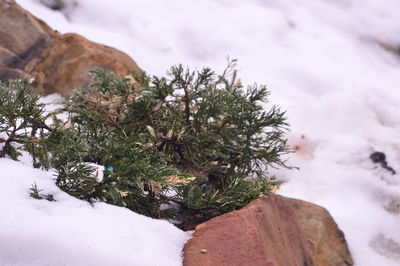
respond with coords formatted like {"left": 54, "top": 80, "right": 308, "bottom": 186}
{"left": 38, "top": 122, "right": 52, "bottom": 132}
{"left": 0, "top": 125, "right": 17, "bottom": 158}
{"left": 183, "top": 85, "right": 191, "bottom": 124}
{"left": 157, "top": 140, "right": 167, "bottom": 151}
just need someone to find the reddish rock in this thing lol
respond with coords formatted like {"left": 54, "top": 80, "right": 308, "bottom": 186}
{"left": 183, "top": 195, "right": 314, "bottom": 266}
{"left": 0, "top": 0, "right": 140, "bottom": 97}
{"left": 183, "top": 195, "right": 353, "bottom": 266}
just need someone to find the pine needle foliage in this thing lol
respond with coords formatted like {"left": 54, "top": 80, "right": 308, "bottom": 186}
{"left": 0, "top": 61, "right": 291, "bottom": 229}
{"left": 29, "top": 182, "right": 55, "bottom": 201}
{"left": 0, "top": 80, "right": 50, "bottom": 161}
{"left": 45, "top": 61, "right": 290, "bottom": 228}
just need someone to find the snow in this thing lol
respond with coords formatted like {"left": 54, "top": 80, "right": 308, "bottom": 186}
{"left": 0, "top": 159, "right": 189, "bottom": 266}
{"left": 7, "top": 0, "right": 400, "bottom": 265}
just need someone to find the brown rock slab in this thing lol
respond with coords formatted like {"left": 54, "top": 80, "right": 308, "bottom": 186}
{"left": 286, "top": 198, "right": 354, "bottom": 266}
{"left": 0, "top": 0, "right": 140, "bottom": 97}
{"left": 183, "top": 195, "right": 353, "bottom": 266}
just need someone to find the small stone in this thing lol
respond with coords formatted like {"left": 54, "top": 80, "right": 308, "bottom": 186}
{"left": 200, "top": 249, "right": 208, "bottom": 254}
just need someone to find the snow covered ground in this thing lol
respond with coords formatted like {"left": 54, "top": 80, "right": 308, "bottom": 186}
{"left": 5, "top": 0, "right": 400, "bottom": 265}
{"left": 0, "top": 159, "right": 189, "bottom": 266}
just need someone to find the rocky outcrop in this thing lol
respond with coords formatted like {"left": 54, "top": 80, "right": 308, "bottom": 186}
{"left": 183, "top": 195, "right": 353, "bottom": 266}
{"left": 0, "top": 0, "right": 140, "bottom": 97}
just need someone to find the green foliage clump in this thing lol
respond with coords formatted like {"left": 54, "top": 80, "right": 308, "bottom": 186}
{"left": 29, "top": 182, "right": 55, "bottom": 201}
{"left": 0, "top": 80, "right": 50, "bottom": 161}
{"left": 0, "top": 62, "right": 290, "bottom": 229}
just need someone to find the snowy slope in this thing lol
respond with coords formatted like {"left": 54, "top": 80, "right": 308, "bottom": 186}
{"left": 10, "top": 0, "right": 400, "bottom": 265}
{"left": 0, "top": 158, "right": 189, "bottom": 266}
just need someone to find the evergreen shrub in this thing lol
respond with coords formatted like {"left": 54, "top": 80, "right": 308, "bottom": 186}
{"left": 0, "top": 61, "right": 290, "bottom": 229}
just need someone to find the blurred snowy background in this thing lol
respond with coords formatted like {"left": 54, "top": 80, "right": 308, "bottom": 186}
{"left": 3, "top": 0, "right": 400, "bottom": 265}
